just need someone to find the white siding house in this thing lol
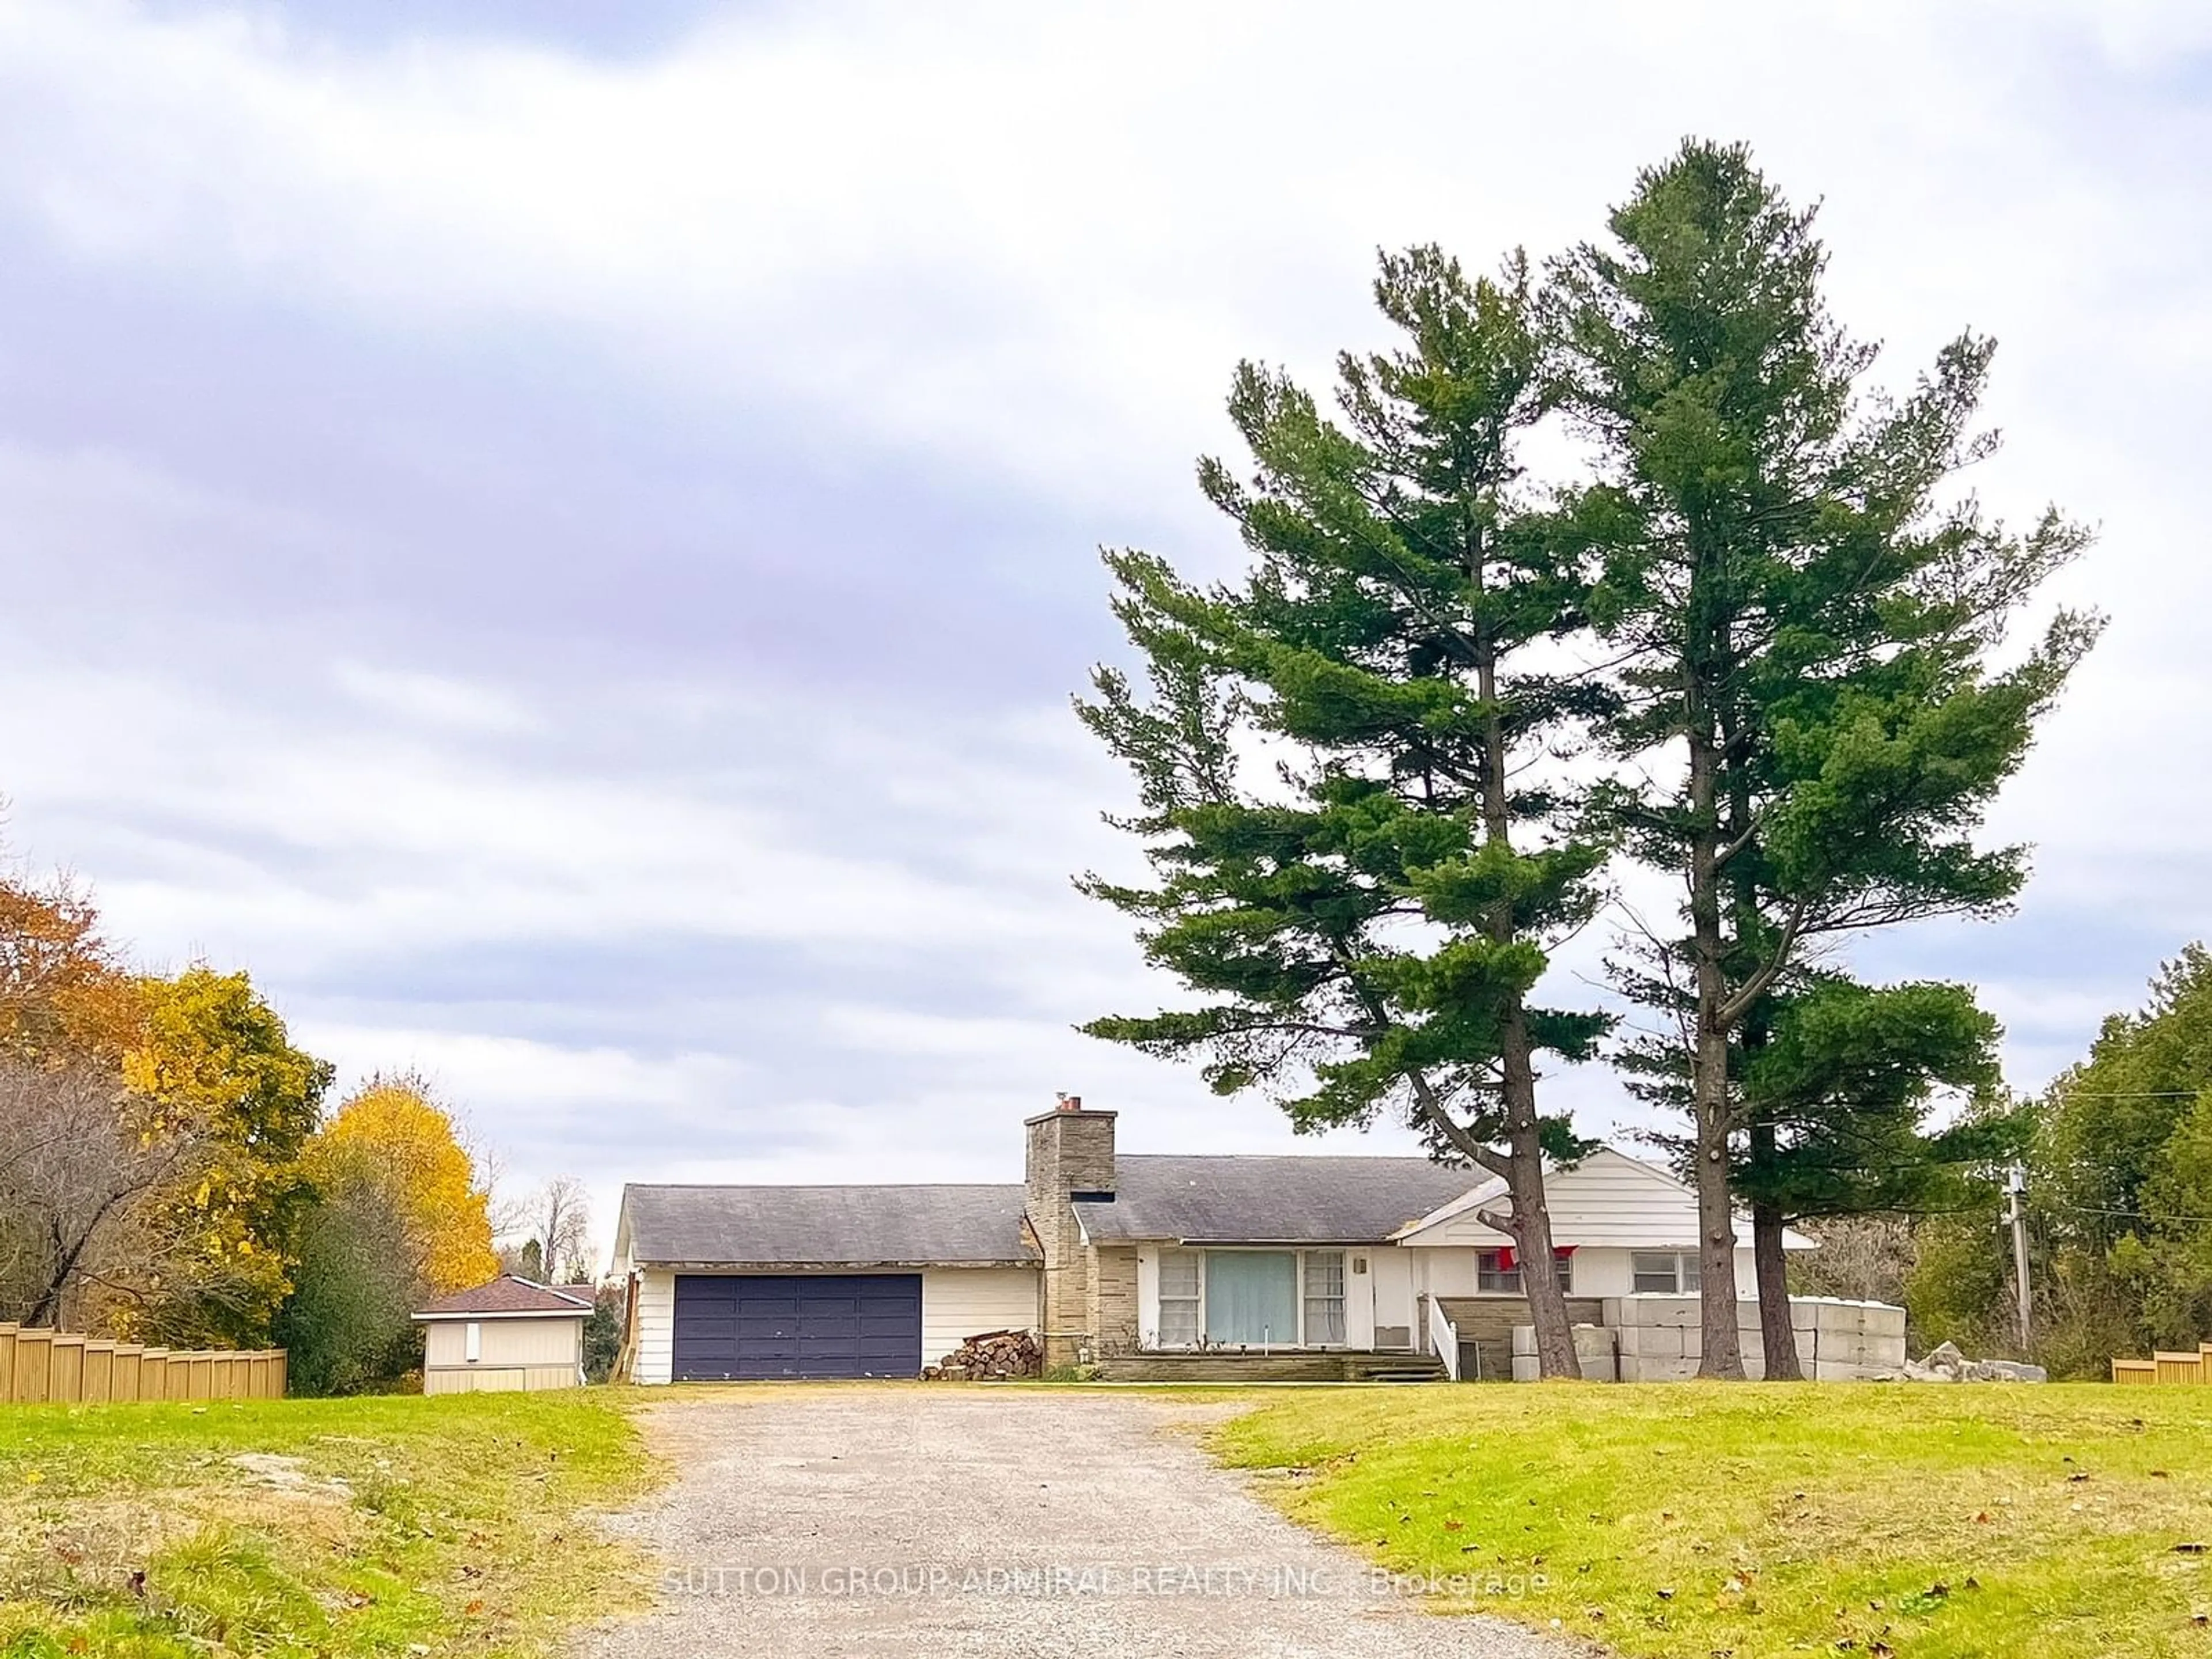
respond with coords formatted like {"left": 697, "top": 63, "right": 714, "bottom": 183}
{"left": 414, "top": 1276, "right": 592, "bottom": 1393}
{"left": 609, "top": 1109, "right": 1844, "bottom": 1384}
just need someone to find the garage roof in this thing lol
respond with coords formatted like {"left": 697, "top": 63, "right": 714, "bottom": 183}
{"left": 1071, "top": 1155, "right": 1483, "bottom": 1244}
{"left": 619, "top": 1182, "right": 1036, "bottom": 1267}
{"left": 415, "top": 1275, "right": 594, "bottom": 1318}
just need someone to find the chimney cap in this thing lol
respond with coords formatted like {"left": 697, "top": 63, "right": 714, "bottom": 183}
{"left": 1026, "top": 1094, "right": 1115, "bottom": 1127}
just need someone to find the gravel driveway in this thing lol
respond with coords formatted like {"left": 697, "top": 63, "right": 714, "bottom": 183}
{"left": 574, "top": 1387, "right": 1577, "bottom": 1659}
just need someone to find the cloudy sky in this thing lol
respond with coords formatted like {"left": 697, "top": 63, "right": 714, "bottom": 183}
{"left": 2, "top": 0, "right": 2206, "bottom": 1259}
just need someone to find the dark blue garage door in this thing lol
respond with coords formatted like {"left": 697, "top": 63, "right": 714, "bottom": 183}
{"left": 672, "top": 1274, "right": 923, "bottom": 1380}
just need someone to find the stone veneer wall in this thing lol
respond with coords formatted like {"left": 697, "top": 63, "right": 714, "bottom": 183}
{"left": 1024, "top": 1105, "right": 1116, "bottom": 1369}
{"left": 1086, "top": 1246, "right": 1140, "bottom": 1355}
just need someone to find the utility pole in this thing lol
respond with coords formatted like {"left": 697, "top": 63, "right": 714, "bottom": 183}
{"left": 2004, "top": 1162, "right": 2032, "bottom": 1353}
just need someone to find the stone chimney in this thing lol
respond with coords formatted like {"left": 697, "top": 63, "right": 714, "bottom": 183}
{"left": 1025, "top": 1093, "right": 1116, "bottom": 1369}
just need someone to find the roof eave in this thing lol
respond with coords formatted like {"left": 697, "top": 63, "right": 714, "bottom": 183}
{"left": 412, "top": 1309, "right": 592, "bottom": 1322}
{"left": 631, "top": 1257, "right": 1040, "bottom": 1272}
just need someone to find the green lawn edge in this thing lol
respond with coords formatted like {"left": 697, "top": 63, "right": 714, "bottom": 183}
{"left": 1207, "top": 1381, "right": 2212, "bottom": 1659}
{"left": 0, "top": 1389, "right": 669, "bottom": 1659}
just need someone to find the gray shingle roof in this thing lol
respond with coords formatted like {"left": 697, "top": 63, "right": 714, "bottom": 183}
{"left": 1073, "top": 1155, "right": 1484, "bottom": 1244}
{"left": 620, "top": 1183, "right": 1036, "bottom": 1267}
{"left": 415, "top": 1275, "right": 594, "bottom": 1317}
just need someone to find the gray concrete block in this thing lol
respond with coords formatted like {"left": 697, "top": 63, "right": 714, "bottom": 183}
{"left": 1510, "top": 1354, "right": 1540, "bottom": 1383}
{"left": 1814, "top": 1300, "right": 1867, "bottom": 1335}
{"left": 1621, "top": 1355, "right": 1701, "bottom": 1383}
{"left": 1634, "top": 1296, "right": 1702, "bottom": 1330}
{"left": 1511, "top": 1325, "right": 1536, "bottom": 1358}
{"left": 1863, "top": 1303, "right": 1907, "bottom": 1339}
{"left": 1813, "top": 1358, "right": 1876, "bottom": 1382}
{"left": 1577, "top": 1354, "right": 1618, "bottom": 1382}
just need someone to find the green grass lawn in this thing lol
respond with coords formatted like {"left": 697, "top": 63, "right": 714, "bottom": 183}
{"left": 0, "top": 1391, "right": 658, "bottom": 1659}
{"left": 1212, "top": 1381, "right": 2212, "bottom": 1659}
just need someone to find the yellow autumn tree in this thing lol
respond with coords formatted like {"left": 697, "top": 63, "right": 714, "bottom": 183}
{"left": 122, "top": 967, "right": 334, "bottom": 1345}
{"left": 312, "top": 1073, "right": 499, "bottom": 1294}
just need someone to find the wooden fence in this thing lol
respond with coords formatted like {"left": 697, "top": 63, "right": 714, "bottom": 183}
{"left": 1, "top": 1323, "right": 286, "bottom": 1404}
{"left": 2111, "top": 1343, "right": 2212, "bottom": 1385}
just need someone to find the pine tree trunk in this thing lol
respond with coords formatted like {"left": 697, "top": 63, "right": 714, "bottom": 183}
{"left": 1503, "top": 1005, "right": 1578, "bottom": 1378}
{"left": 1471, "top": 600, "right": 1577, "bottom": 1380}
{"left": 1688, "top": 696, "right": 1745, "bottom": 1379}
{"left": 1752, "top": 1198, "right": 1801, "bottom": 1381}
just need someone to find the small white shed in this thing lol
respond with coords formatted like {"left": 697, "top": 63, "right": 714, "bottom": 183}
{"left": 414, "top": 1275, "right": 593, "bottom": 1393}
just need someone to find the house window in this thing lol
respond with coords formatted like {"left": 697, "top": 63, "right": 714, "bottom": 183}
{"left": 1476, "top": 1248, "right": 1574, "bottom": 1294}
{"left": 464, "top": 1321, "right": 482, "bottom": 1362}
{"left": 1206, "top": 1251, "right": 1298, "bottom": 1346}
{"left": 1631, "top": 1252, "right": 1702, "bottom": 1294}
{"left": 1302, "top": 1251, "right": 1346, "bottom": 1346}
{"left": 1158, "top": 1249, "right": 1202, "bottom": 1346}
{"left": 1157, "top": 1248, "right": 1351, "bottom": 1347}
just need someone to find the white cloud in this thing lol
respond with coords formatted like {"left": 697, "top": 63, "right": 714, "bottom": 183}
{"left": 2, "top": 0, "right": 2208, "bottom": 1202}
{"left": 6, "top": 0, "right": 2203, "bottom": 522}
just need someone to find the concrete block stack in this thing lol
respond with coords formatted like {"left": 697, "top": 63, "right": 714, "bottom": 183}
{"left": 1600, "top": 1296, "right": 1904, "bottom": 1381}
{"left": 1507, "top": 1322, "right": 1618, "bottom": 1382}
{"left": 1503, "top": 1297, "right": 1907, "bottom": 1382}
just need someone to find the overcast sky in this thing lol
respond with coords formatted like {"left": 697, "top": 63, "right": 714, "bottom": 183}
{"left": 2, "top": 0, "right": 2207, "bottom": 1261}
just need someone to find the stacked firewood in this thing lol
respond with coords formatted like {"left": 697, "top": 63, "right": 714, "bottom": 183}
{"left": 922, "top": 1328, "right": 1041, "bottom": 1380}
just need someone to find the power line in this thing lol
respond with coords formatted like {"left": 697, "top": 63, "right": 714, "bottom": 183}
{"left": 2046, "top": 1200, "right": 2212, "bottom": 1226}
{"left": 2050, "top": 1089, "right": 2208, "bottom": 1100}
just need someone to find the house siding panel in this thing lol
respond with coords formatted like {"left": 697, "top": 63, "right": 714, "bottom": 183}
{"left": 635, "top": 1268, "right": 676, "bottom": 1384}
{"left": 921, "top": 1267, "right": 1040, "bottom": 1366}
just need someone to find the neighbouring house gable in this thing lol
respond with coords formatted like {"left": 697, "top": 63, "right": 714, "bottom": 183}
{"left": 1392, "top": 1147, "right": 1815, "bottom": 1251}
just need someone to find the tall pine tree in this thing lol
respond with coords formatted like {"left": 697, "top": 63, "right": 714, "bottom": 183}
{"left": 1551, "top": 141, "right": 2097, "bottom": 1376}
{"left": 1078, "top": 248, "right": 1610, "bottom": 1377}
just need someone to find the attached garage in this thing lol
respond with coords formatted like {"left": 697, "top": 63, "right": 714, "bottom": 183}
{"left": 672, "top": 1273, "right": 922, "bottom": 1380}
{"left": 613, "top": 1182, "right": 1040, "bottom": 1384}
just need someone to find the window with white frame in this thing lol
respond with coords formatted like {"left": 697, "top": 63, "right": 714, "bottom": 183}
{"left": 1158, "top": 1249, "right": 1202, "bottom": 1345}
{"left": 1302, "top": 1251, "right": 1346, "bottom": 1345}
{"left": 1154, "top": 1248, "right": 1350, "bottom": 1346}
{"left": 1630, "top": 1252, "right": 1701, "bottom": 1294}
{"left": 1475, "top": 1248, "right": 1575, "bottom": 1294}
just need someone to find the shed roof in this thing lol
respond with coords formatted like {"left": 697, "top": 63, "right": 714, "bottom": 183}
{"left": 1072, "top": 1154, "right": 1483, "bottom": 1244}
{"left": 618, "top": 1183, "right": 1036, "bottom": 1267}
{"left": 415, "top": 1275, "right": 594, "bottom": 1319}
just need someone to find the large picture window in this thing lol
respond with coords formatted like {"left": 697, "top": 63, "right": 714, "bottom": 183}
{"left": 1206, "top": 1251, "right": 1298, "bottom": 1346}
{"left": 1151, "top": 1248, "right": 1350, "bottom": 1347}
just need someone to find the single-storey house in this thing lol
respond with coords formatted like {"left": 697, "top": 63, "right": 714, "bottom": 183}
{"left": 611, "top": 1096, "right": 1820, "bottom": 1383}
{"left": 414, "top": 1275, "right": 594, "bottom": 1393}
